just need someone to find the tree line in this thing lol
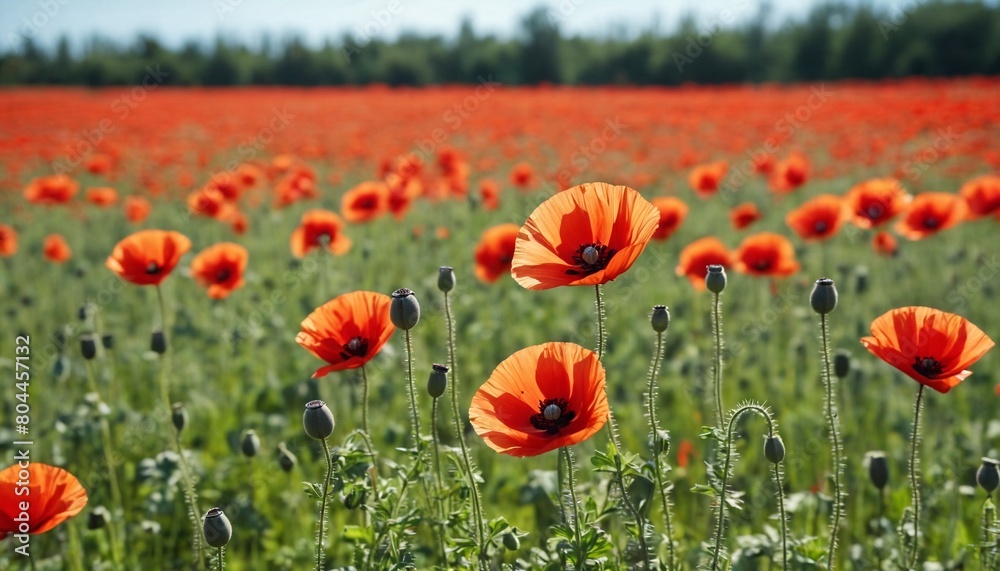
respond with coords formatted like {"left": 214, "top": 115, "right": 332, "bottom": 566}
{"left": 2, "top": 1, "right": 998, "bottom": 86}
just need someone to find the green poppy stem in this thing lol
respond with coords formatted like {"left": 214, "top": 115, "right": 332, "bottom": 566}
{"left": 820, "top": 312, "right": 844, "bottom": 569}
{"left": 907, "top": 384, "right": 926, "bottom": 568}
{"left": 646, "top": 328, "right": 676, "bottom": 571}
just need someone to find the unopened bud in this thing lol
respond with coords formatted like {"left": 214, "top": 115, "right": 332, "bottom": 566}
{"left": 101, "top": 333, "right": 114, "bottom": 350}
{"left": 977, "top": 457, "right": 999, "bottom": 494}
{"left": 277, "top": 442, "right": 297, "bottom": 473}
{"left": 764, "top": 435, "right": 785, "bottom": 464}
{"left": 503, "top": 532, "right": 520, "bottom": 551}
{"left": 303, "top": 400, "right": 335, "bottom": 440}
{"left": 390, "top": 288, "right": 420, "bottom": 330}
{"left": 172, "top": 403, "right": 188, "bottom": 433}
{"left": 87, "top": 506, "right": 109, "bottom": 530}
{"left": 80, "top": 335, "right": 97, "bottom": 360}
{"left": 834, "top": 349, "right": 851, "bottom": 378}
{"left": 650, "top": 305, "right": 670, "bottom": 333}
{"left": 437, "top": 266, "right": 455, "bottom": 293}
{"left": 706, "top": 265, "right": 727, "bottom": 294}
{"left": 241, "top": 429, "right": 260, "bottom": 457}
{"left": 810, "top": 278, "right": 838, "bottom": 314}
{"left": 651, "top": 429, "right": 671, "bottom": 456}
{"left": 150, "top": 330, "right": 167, "bottom": 354}
{"left": 203, "top": 507, "right": 232, "bottom": 548}
{"left": 343, "top": 486, "right": 367, "bottom": 510}
{"left": 867, "top": 451, "right": 889, "bottom": 490}
{"left": 427, "top": 364, "right": 448, "bottom": 399}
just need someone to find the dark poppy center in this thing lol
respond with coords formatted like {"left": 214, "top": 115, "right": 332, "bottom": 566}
{"left": 814, "top": 221, "right": 828, "bottom": 233}
{"left": 923, "top": 216, "right": 939, "bottom": 229}
{"left": 912, "top": 356, "right": 944, "bottom": 378}
{"left": 216, "top": 268, "right": 231, "bottom": 283}
{"left": 357, "top": 197, "right": 377, "bottom": 210}
{"left": 339, "top": 336, "right": 369, "bottom": 360}
{"left": 530, "top": 397, "right": 575, "bottom": 435}
{"left": 754, "top": 258, "right": 772, "bottom": 271}
{"left": 146, "top": 262, "right": 161, "bottom": 275}
{"left": 866, "top": 204, "right": 884, "bottom": 220}
{"left": 566, "top": 242, "right": 615, "bottom": 276}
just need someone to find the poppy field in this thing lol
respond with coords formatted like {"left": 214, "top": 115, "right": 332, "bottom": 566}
{"left": 1, "top": 79, "right": 1000, "bottom": 570}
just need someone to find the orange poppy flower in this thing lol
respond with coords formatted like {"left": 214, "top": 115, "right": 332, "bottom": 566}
{"left": 511, "top": 182, "right": 659, "bottom": 290}
{"left": 43, "top": 234, "right": 72, "bottom": 263}
{"left": 510, "top": 162, "right": 535, "bottom": 189}
{"left": 733, "top": 232, "right": 800, "bottom": 277}
{"left": 105, "top": 229, "right": 192, "bottom": 286}
{"left": 190, "top": 242, "right": 248, "bottom": 299}
{"left": 675, "top": 237, "right": 731, "bottom": 290}
{"left": 785, "top": 194, "right": 847, "bottom": 241}
{"left": 290, "top": 209, "right": 352, "bottom": 258}
{"left": 959, "top": 174, "right": 1000, "bottom": 219}
{"left": 295, "top": 291, "right": 395, "bottom": 377}
{"left": 85, "top": 153, "right": 113, "bottom": 175}
{"left": 730, "top": 202, "right": 762, "bottom": 230}
{"left": 769, "top": 152, "right": 810, "bottom": 193}
{"left": 24, "top": 174, "right": 79, "bottom": 205}
{"left": 872, "top": 231, "right": 898, "bottom": 256}
{"left": 86, "top": 187, "right": 119, "bottom": 207}
{"left": 651, "top": 197, "right": 689, "bottom": 240}
{"left": 861, "top": 306, "right": 994, "bottom": 394}
{"left": 273, "top": 167, "right": 318, "bottom": 208}
{"left": 124, "top": 195, "right": 151, "bottom": 224}
{"left": 229, "top": 210, "right": 248, "bottom": 235}
{"left": 688, "top": 161, "right": 728, "bottom": 198}
{"left": 469, "top": 342, "right": 609, "bottom": 457}
{"left": 479, "top": 179, "right": 500, "bottom": 211}
{"left": 0, "top": 224, "right": 16, "bottom": 257}
{"left": 0, "top": 463, "right": 88, "bottom": 538}
{"left": 474, "top": 223, "right": 520, "bottom": 283}
{"left": 187, "top": 188, "right": 233, "bottom": 220}
{"left": 845, "top": 178, "right": 909, "bottom": 229}
{"left": 205, "top": 172, "right": 242, "bottom": 201}
{"left": 894, "top": 192, "right": 967, "bottom": 240}
{"left": 341, "top": 181, "right": 389, "bottom": 223}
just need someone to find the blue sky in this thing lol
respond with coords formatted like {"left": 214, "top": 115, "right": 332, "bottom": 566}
{"left": 3, "top": 0, "right": 906, "bottom": 51}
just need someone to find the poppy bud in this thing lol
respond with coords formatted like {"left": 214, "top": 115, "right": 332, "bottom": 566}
{"left": 172, "top": 403, "right": 188, "bottom": 433}
{"left": 343, "top": 486, "right": 367, "bottom": 510}
{"left": 390, "top": 288, "right": 420, "bottom": 330}
{"left": 834, "top": 349, "right": 851, "bottom": 378}
{"left": 650, "top": 305, "right": 670, "bottom": 333}
{"left": 101, "top": 333, "right": 114, "bottom": 350}
{"left": 705, "top": 265, "right": 727, "bottom": 294}
{"left": 764, "top": 435, "right": 785, "bottom": 464}
{"left": 277, "top": 442, "right": 297, "bottom": 473}
{"left": 52, "top": 354, "right": 69, "bottom": 380}
{"left": 303, "top": 400, "right": 335, "bottom": 440}
{"left": 810, "top": 278, "right": 838, "bottom": 314}
{"left": 241, "top": 429, "right": 260, "bottom": 458}
{"left": 437, "top": 266, "right": 455, "bottom": 293}
{"left": 73, "top": 265, "right": 86, "bottom": 279}
{"left": 20, "top": 295, "right": 33, "bottom": 308}
{"left": 977, "top": 457, "right": 1000, "bottom": 494}
{"left": 855, "top": 267, "right": 869, "bottom": 294}
{"left": 77, "top": 303, "right": 92, "bottom": 321}
{"left": 87, "top": 506, "right": 109, "bottom": 530}
{"left": 867, "top": 451, "right": 889, "bottom": 490}
{"left": 651, "top": 429, "right": 671, "bottom": 456}
{"left": 502, "top": 532, "right": 520, "bottom": 551}
{"left": 150, "top": 330, "right": 167, "bottom": 354}
{"left": 80, "top": 335, "right": 98, "bottom": 360}
{"left": 427, "top": 363, "right": 448, "bottom": 399}
{"left": 203, "top": 507, "right": 232, "bottom": 548}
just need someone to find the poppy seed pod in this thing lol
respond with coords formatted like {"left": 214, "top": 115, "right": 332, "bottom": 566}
{"left": 172, "top": 403, "right": 188, "bottom": 433}
{"left": 867, "top": 451, "right": 889, "bottom": 490}
{"left": 977, "top": 457, "right": 999, "bottom": 494}
{"left": 150, "top": 330, "right": 167, "bottom": 354}
{"left": 437, "top": 266, "right": 455, "bottom": 293}
{"left": 87, "top": 506, "right": 109, "bottom": 530}
{"left": 101, "top": 333, "right": 114, "bottom": 350}
{"left": 390, "top": 288, "right": 420, "bottom": 330}
{"left": 277, "top": 442, "right": 297, "bottom": 473}
{"left": 503, "top": 532, "right": 520, "bottom": 551}
{"left": 303, "top": 400, "right": 335, "bottom": 440}
{"left": 427, "top": 363, "right": 448, "bottom": 399}
{"left": 810, "top": 277, "right": 838, "bottom": 314}
{"left": 241, "top": 429, "right": 260, "bottom": 457}
{"left": 203, "top": 507, "right": 232, "bottom": 548}
{"left": 651, "top": 429, "right": 671, "bottom": 456}
{"left": 705, "top": 264, "right": 727, "bottom": 294}
{"left": 764, "top": 435, "right": 785, "bottom": 464}
{"left": 650, "top": 305, "right": 670, "bottom": 333}
{"left": 833, "top": 349, "right": 851, "bottom": 378}
{"left": 77, "top": 303, "right": 91, "bottom": 322}
{"left": 855, "top": 267, "right": 869, "bottom": 294}
{"left": 80, "top": 335, "right": 98, "bottom": 360}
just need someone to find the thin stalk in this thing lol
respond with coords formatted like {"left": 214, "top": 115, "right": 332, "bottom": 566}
{"left": 558, "top": 450, "right": 568, "bottom": 524}
{"left": 83, "top": 360, "right": 124, "bottom": 566}
{"left": 563, "top": 447, "right": 587, "bottom": 569}
{"left": 594, "top": 284, "right": 605, "bottom": 359}
{"left": 430, "top": 398, "right": 448, "bottom": 566}
{"left": 907, "top": 385, "right": 925, "bottom": 568}
{"left": 359, "top": 365, "right": 377, "bottom": 465}
{"left": 217, "top": 546, "right": 225, "bottom": 571}
{"left": 316, "top": 438, "right": 334, "bottom": 571}
{"left": 646, "top": 329, "right": 676, "bottom": 571}
{"left": 774, "top": 464, "right": 788, "bottom": 571}
{"left": 403, "top": 329, "right": 422, "bottom": 442}
{"left": 711, "top": 291, "right": 724, "bottom": 426}
{"left": 877, "top": 487, "right": 885, "bottom": 570}
{"left": 981, "top": 498, "right": 993, "bottom": 570}
{"left": 443, "top": 290, "right": 488, "bottom": 569}
{"left": 370, "top": 477, "right": 414, "bottom": 570}
{"left": 820, "top": 312, "right": 844, "bottom": 570}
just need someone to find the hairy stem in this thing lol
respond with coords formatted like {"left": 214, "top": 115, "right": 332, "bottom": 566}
{"left": 316, "top": 438, "right": 333, "bottom": 571}
{"left": 403, "top": 329, "right": 422, "bottom": 443}
{"left": 712, "top": 291, "right": 724, "bottom": 427}
{"left": 84, "top": 360, "right": 124, "bottom": 566}
{"left": 820, "top": 313, "right": 844, "bottom": 569}
{"left": 563, "top": 446, "right": 587, "bottom": 568}
{"left": 774, "top": 463, "right": 788, "bottom": 571}
{"left": 907, "top": 384, "right": 926, "bottom": 568}
{"left": 646, "top": 329, "right": 676, "bottom": 571}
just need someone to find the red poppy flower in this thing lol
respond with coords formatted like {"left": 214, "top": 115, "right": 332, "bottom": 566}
{"left": 86, "top": 187, "right": 119, "bottom": 208}
{"left": 959, "top": 174, "right": 1000, "bottom": 219}
{"left": 187, "top": 188, "right": 233, "bottom": 220}
{"left": 0, "top": 463, "right": 88, "bottom": 539}
{"left": 190, "top": 242, "right": 248, "bottom": 299}
{"left": 846, "top": 178, "right": 909, "bottom": 229}
{"left": 769, "top": 152, "right": 810, "bottom": 193}
{"left": 651, "top": 197, "right": 689, "bottom": 240}
{"left": 85, "top": 153, "right": 113, "bottom": 175}
{"left": 296, "top": 291, "right": 395, "bottom": 377}
{"left": 511, "top": 182, "right": 659, "bottom": 290}
{"left": 290, "top": 209, "right": 352, "bottom": 258}
{"left": 124, "top": 195, "right": 151, "bottom": 224}
{"left": 229, "top": 210, "right": 248, "bottom": 235}
{"left": 24, "top": 174, "right": 79, "bottom": 205}
{"left": 273, "top": 167, "right": 318, "bottom": 208}
{"left": 474, "top": 223, "right": 520, "bottom": 283}
{"left": 479, "top": 179, "right": 500, "bottom": 211}
{"left": 43, "top": 234, "right": 72, "bottom": 264}
{"left": 894, "top": 192, "right": 967, "bottom": 240}
{"left": 0, "top": 224, "right": 16, "bottom": 257}
{"left": 688, "top": 161, "right": 728, "bottom": 198}
{"left": 785, "top": 194, "right": 847, "bottom": 241}
{"left": 205, "top": 172, "right": 242, "bottom": 201}
{"left": 733, "top": 232, "right": 800, "bottom": 277}
{"left": 730, "top": 202, "right": 762, "bottom": 230}
{"left": 872, "top": 231, "right": 898, "bottom": 256}
{"left": 105, "top": 229, "right": 192, "bottom": 286}
{"left": 469, "top": 342, "right": 609, "bottom": 457}
{"left": 510, "top": 162, "right": 536, "bottom": 189}
{"left": 341, "top": 181, "right": 389, "bottom": 223}
{"left": 861, "top": 306, "right": 994, "bottom": 394}
{"left": 675, "top": 237, "right": 731, "bottom": 290}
